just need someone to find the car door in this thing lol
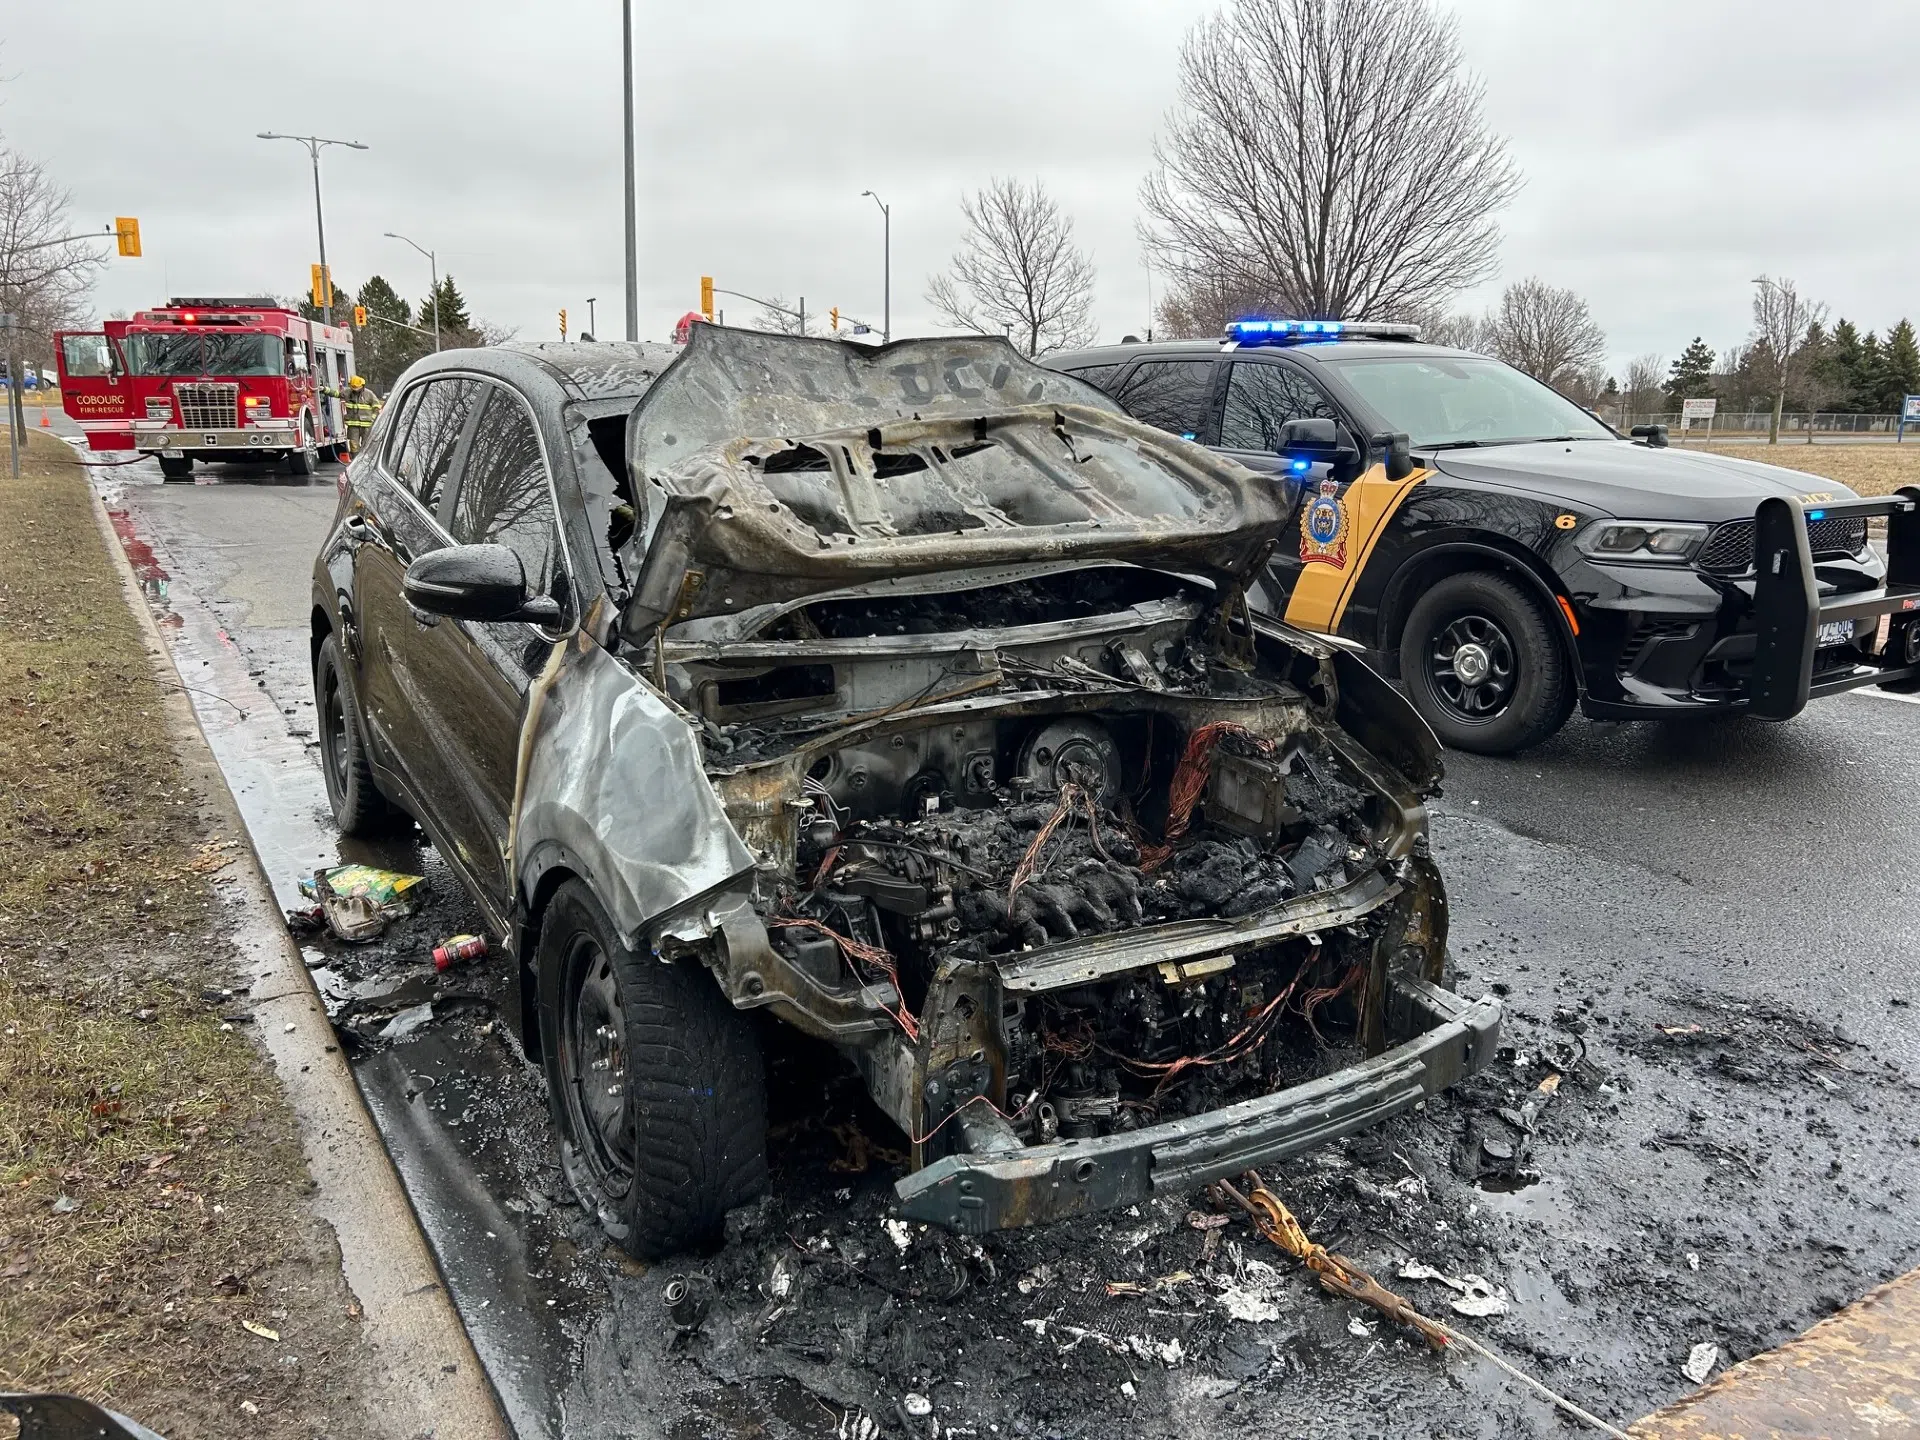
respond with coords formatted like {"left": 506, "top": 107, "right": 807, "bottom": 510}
{"left": 1218, "top": 358, "right": 1359, "bottom": 606}
{"left": 393, "top": 381, "right": 573, "bottom": 909}
{"left": 1106, "top": 357, "right": 1223, "bottom": 444}
{"left": 349, "top": 374, "right": 483, "bottom": 810}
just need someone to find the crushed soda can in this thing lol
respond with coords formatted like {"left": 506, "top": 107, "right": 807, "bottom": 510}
{"left": 432, "top": 934, "right": 488, "bottom": 971}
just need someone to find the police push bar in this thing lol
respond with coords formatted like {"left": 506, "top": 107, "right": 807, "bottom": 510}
{"left": 1750, "top": 486, "right": 1920, "bottom": 720}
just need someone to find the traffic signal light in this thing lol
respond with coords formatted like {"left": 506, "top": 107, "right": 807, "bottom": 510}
{"left": 700, "top": 275, "right": 714, "bottom": 321}
{"left": 352, "top": 305, "right": 368, "bottom": 329}
{"left": 559, "top": 308, "right": 568, "bottom": 340}
{"left": 830, "top": 307, "right": 840, "bottom": 332}
{"left": 114, "top": 217, "right": 141, "bottom": 258}
{"left": 310, "top": 264, "right": 333, "bottom": 308}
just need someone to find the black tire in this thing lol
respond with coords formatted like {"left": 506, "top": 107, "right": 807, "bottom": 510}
{"left": 287, "top": 414, "right": 317, "bottom": 478}
{"left": 1399, "top": 570, "right": 1574, "bottom": 755}
{"left": 158, "top": 456, "right": 193, "bottom": 482}
{"left": 314, "top": 632, "right": 396, "bottom": 835}
{"left": 538, "top": 879, "right": 767, "bottom": 1260}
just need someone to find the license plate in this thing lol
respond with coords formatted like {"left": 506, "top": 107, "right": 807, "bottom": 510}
{"left": 1817, "top": 620, "right": 1853, "bottom": 648}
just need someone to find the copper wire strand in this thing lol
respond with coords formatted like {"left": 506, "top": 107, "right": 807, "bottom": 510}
{"left": 1299, "top": 962, "right": 1365, "bottom": 1044}
{"left": 769, "top": 916, "right": 920, "bottom": 1042}
{"left": 1094, "top": 947, "right": 1322, "bottom": 1093}
{"left": 1137, "top": 721, "right": 1276, "bottom": 871}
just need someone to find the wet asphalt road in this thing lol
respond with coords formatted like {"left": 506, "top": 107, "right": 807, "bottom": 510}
{"left": 86, "top": 449, "right": 1920, "bottom": 1439}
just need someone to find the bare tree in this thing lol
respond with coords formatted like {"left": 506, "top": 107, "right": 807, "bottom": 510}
{"left": 1422, "top": 310, "right": 1493, "bottom": 353}
{"left": 1750, "top": 275, "right": 1827, "bottom": 443}
{"left": 1141, "top": 0, "right": 1520, "bottom": 323}
{"left": 926, "top": 178, "right": 1097, "bottom": 356}
{"left": 0, "top": 140, "right": 103, "bottom": 389}
{"left": 1482, "top": 278, "right": 1608, "bottom": 392}
{"left": 749, "top": 294, "right": 815, "bottom": 337}
{"left": 1623, "top": 352, "right": 1666, "bottom": 424}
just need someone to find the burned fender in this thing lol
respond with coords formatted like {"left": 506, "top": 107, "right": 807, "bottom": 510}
{"left": 514, "top": 638, "right": 756, "bottom": 950}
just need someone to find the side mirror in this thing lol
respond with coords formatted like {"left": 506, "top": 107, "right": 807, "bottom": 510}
{"left": 1372, "top": 431, "right": 1414, "bottom": 482}
{"left": 1630, "top": 424, "right": 1670, "bottom": 449}
{"left": 1278, "top": 417, "right": 1339, "bottom": 453}
{"left": 403, "top": 544, "right": 562, "bottom": 625}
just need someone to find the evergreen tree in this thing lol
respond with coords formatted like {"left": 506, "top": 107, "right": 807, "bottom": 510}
{"left": 1859, "top": 331, "right": 1888, "bottom": 413}
{"left": 1881, "top": 319, "right": 1920, "bottom": 411}
{"left": 353, "top": 275, "right": 428, "bottom": 391}
{"left": 1664, "top": 337, "right": 1716, "bottom": 407}
{"left": 418, "top": 276, "right": 472, "bottom": 336}
{"left": 1822, "top": 319, "right": 1869, "bottom": 412}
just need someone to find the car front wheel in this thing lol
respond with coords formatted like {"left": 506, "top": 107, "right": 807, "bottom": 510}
{"left": 538, "top": 879, "right": 767, "bottom": 1259}
{"left": 1400, "top": 570, "right": 1574, "bottom": 755}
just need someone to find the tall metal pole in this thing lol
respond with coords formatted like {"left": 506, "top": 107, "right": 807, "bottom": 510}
{"left": 384, "top": 233, "right": 441, "bottom": 350}
{"left": 862, "top": 191, "right": 890, "bottom": 343}
{"left": 260, "top": 133, "right": 367, "bottom": 327}
{"left": 622, "top": 0, "right": 638, "bottom": 342}
{"left": 309, "top": 147, "right": 331, "bottom": 325}
{"left": 587, "top": 297, "right": 598, "bottom": 337}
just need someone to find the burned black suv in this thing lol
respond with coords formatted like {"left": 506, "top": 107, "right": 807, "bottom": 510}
{"left": 311, "top": 328, "right": 1498, "bottom": 1257}
{"left": 1051, "top": 323, "right": 1920, "bottom": 753}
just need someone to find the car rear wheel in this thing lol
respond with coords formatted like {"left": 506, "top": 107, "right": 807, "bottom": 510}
{"left": 538, "top": 879, "right": 767, "bottom": 1260}
{"left": 1400, "top": 570, "right": 1573, "bottom": 755}
{"left": 314, "top": 632, "right": 398, "bottom": 835}
{"left": 158, "top": 456, "right": 193, "bottom": 482}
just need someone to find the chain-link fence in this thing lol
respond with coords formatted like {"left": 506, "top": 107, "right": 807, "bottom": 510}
{"left": 1603, "top": 410, "right": 1911, "bottom": 437}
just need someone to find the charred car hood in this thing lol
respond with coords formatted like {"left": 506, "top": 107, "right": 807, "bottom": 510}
{"left": 618, "top": 328, "right": 1287, "bottom": 632}
{"left": 1426, "top": 439, "right": 1858, "bottom": 522}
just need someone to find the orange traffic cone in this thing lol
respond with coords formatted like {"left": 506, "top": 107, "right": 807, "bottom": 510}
{"left": 39, "top": 408, "right": 50, "bottom": 428}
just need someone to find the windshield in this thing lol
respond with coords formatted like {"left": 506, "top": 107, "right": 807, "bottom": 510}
{"left": 1322, "top": 353, "right": 1614, "bottom": 448}
{"left": 122, "top": 332, "right": 281, "bottom": 377}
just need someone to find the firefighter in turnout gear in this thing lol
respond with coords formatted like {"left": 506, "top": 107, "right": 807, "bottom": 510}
{"left": 344, "top": 376, "right": 382, "bottom": 454}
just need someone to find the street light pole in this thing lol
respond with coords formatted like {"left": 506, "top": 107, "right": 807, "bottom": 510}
{"left": 258, "top": 133, "right": 367, "bottom": 327}
{"left": 586, "top": 297, "right": 597, "bottom": 338}
{"left": 622, "top": 0, "right": 639, "bottom": 342}
{"left": 384, "top": 232, "right": 439, "bottom": 351}
{"left": 861, "top": 190, "right": 890, "bottom": 343}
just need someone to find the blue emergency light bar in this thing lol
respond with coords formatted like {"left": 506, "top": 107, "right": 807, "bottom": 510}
{"left": 1225, "top": 318, "right": 1423, "bottom": 346}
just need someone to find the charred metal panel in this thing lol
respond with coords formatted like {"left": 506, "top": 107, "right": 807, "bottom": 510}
{"left": 514, "top": 639, "right": 757, "bottom": 946}
{"left": 618, "top": 328, "right": 1289, "bottom": 626}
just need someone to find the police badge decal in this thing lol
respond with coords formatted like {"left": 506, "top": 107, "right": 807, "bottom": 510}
{"left": 1300, "top": 478, "right": 1348, "bottom": 568}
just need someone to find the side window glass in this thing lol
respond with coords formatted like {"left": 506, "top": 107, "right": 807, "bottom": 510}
{"left": 450, "top": 387, "right": 560, "bottom": 603}
{"left": 1221, "top": 362, "right": 1341, "bottom": 451}
{"left": 1109, "top": 360, "right": 1215, "bottom": 439}
{"left": 61, "top": 335, "right": 114, "bottom": 378}
{"left": 390, "top": 377, "right": 481, "bottom": 513}
{"left": 1067, "top": 363, "right": 1121, "bottom": 392}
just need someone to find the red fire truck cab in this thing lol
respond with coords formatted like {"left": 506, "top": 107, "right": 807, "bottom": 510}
{"left": 54, "top": 298, "right": 355, "bottom": 481}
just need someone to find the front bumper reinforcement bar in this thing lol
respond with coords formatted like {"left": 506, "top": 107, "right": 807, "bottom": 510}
{"left": 1750, "top": 487, "right": 1920, "bottom": 718}
{"left": 894, "top": 976, "right": 1501, "bottom": 1233}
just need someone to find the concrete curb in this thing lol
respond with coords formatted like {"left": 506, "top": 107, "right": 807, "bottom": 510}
{"left": 85, "top": 477, "right": 512, "bottom": 1440}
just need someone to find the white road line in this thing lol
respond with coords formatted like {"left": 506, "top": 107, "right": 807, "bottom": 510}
{"left": 1850, "top": 687, "right": 1920, "bottom": 707}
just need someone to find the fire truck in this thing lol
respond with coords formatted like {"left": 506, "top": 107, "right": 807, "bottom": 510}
{"left": 54, "top": 298, "right": 355, "bottom": 481}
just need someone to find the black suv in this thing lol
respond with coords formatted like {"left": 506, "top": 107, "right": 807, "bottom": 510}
{"left": 1050, "top": 326, "right": 1920, "bottom": 753}
{"left": 311, "top": 329, "right": 1499, "bottom": 1255}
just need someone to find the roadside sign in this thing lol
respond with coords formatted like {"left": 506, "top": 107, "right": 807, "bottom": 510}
{"left": 1901, "top": 395, "right": 1920, "bottom": 443}
{"left": 1681, "top": 397, "right": 1717, "bottom": 422}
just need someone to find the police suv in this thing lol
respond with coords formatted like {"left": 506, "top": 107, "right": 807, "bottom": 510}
{"left": 1050, "top": 321, "right": 1920, "bottom": 754}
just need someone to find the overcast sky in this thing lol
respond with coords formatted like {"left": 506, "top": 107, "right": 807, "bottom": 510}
{"left": 7, "top": 0, "right": 1916, "bottom": 375}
